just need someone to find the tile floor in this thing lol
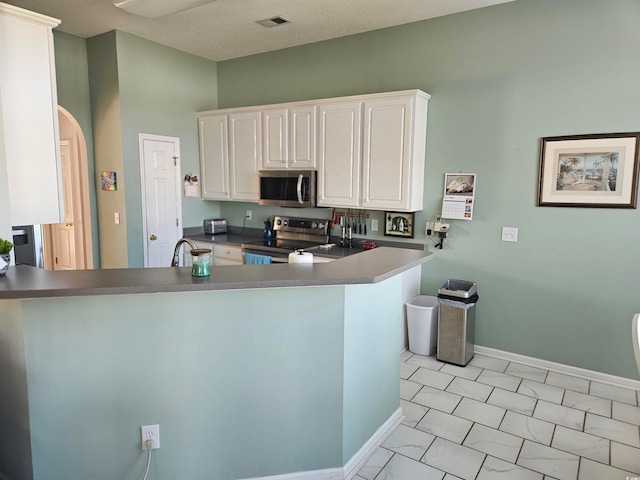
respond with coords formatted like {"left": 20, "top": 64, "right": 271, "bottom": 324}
{"left": 355, "top": 352, "right": 640, "bottom": 480}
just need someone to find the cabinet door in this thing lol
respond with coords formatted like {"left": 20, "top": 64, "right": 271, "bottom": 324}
{"left": 199, "top": 113, "right": 229, "bottom": 200}
{"left": 262, "top": 108, "right": 287, "bottom": 170}
{"left": 289, "top": 105, "right": 316, "bottom": 170}
{"left": 0, "top": 5, "right": 63, "bottom": 225}
{"left": 361, "top": 96, "right": 413, "bottom": 211}
{"left": 212, "top": 244, "right": 243, "bottom": 266}
{"left": 229, "top": 111, "right": 260, "bottom": 202}
{"left": 317, "top": 101, "right": 362, "bottom": 208}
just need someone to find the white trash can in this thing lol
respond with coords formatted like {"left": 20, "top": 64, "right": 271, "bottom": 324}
{"left": 405, "top": 295, "right": 439, "bottom": 356}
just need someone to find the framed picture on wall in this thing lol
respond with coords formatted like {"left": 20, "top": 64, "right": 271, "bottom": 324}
{"left": 538, "top": 132, "right": 640, "bottom": 208}
{"left": 384, "top": 211, "right": 415, "bottom": 238}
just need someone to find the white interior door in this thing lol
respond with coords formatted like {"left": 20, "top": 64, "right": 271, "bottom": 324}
{"left": 50, "top": 140, "right": 76, "bottom": 270}
{"left": 140, "top": 134, "right": 182, "bottom": 267}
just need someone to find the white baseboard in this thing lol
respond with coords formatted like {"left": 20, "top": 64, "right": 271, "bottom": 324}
{"left": 241, "top": 408, "right": 403, "bottom": 480}
{"left": 475, "top": 345, "right": 640, "bottom": 391}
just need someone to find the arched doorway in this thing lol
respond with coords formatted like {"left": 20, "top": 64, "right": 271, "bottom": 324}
{"left": 41, "top": 107, "right": 94, "bottom": 269}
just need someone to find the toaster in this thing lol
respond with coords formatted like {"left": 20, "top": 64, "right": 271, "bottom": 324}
{"left": 203, "top": 218, "right": 228, "bottom": 235}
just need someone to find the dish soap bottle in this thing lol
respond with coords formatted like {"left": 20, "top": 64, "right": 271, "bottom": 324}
{"left": 263, "top": 219, "right": 273, "bottom": 239}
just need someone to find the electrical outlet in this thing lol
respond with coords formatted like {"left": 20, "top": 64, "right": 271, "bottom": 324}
{"left": 245, "top": 210, "right": 252, "bottom": 220}
{"left": 141, "top": 424, "right": 160, "bottom": 450}
{"left": 425, "top": 222, "right": 434, "bottom": 235}
{"left": 114, "top": 212, "right": 120, "bottom": 225}
{"left": 371, "top": 219, "right": 379, "bottom": 231}
{"left": 501, "top": 227, "right": 519, "bottom": 242}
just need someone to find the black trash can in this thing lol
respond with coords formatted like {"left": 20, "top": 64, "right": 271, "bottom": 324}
{"left": 437, "top": 280, "right": 478, "bottom": 366}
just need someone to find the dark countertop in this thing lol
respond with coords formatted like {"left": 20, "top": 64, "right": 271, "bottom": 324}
{"left": 0, "top": 247, "right": 432, "bottom": 299}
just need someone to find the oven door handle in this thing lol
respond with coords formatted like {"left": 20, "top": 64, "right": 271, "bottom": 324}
{"left": 296, "top": 174, "right": 303, "bottom": 205}
{"left": 270, "top": 256, "right": 289, "bottom": 264}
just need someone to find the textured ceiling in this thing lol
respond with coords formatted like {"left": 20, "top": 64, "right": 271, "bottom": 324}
{"left": 4, "top": 0, "right": 515, "bottom": 61}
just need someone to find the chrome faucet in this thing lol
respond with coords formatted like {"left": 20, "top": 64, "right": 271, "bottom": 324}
{"left": 171, "top": 237, "right": 198, "bottom": 267}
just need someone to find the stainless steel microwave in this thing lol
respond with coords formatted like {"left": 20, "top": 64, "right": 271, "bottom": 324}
{"left": 258, "top": 170, "right": 317, "bottom": 208}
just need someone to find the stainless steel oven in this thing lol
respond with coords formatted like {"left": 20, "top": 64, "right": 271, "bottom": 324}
{"left": 241, "top": 215, "right": 329, "bottom": 263}
{"left": 258, "top": 170, "right": 317, "bottom": 208}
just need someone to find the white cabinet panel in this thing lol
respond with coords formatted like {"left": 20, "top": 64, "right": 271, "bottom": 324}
{"left": 229, "top": 111, "right": 260, "bottom": 201}
{"left": 0, "top": 4, "right": 63, "bottom": 225}
{"left": 199, "top": 113, "right": 229, "bottom": 200}
{"left": 262, "top": 104, "right": 316, "bottom": 170}
{"left": 317, "top": 101, "right": 362, "bottom": 208}
{"left": 262, "top": 108, "right": 287, "bottom": 169}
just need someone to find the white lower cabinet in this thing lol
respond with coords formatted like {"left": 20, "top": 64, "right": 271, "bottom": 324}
{"left": 212, "top": 244, "right": 243, "bottom": 266}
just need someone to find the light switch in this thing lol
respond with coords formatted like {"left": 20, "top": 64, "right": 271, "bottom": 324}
{"left": 501, "top": 227, "right": 518, "bottom": 242}
{"left": 114, "top": 212, "right": 120, "bottom": 224}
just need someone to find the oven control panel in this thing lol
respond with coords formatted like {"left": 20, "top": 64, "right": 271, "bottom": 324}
{"left": 273, "top": 216, "right": 328, "bottom": 235}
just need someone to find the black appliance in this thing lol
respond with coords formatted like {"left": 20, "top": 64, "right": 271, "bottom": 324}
{"left": 258, "top": 170, "right": 317, "bottom": 208}
{"left": 12, "top": 225, "right": 44, "bottom": 267}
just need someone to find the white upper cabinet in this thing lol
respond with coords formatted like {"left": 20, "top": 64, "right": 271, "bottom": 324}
{"left": 0, "top": 4, "right": 64, "bottom": 225}
{"left": 317, "top": 100, "right": 362, "bottom": 208}
{"left": 262, "top": 104, "right": 316, "bottom": 170}
{"left": 317, "top": 90, "right": 429, "bottom": 211}
{"left": 228, "top": 110, "right": 260, "bottom": 202}
{"left": 199, "top": 113, "right": 229, "bottom": 200}
{"left": 198, "top": 110, "right": 260, "bottom": 202}
{"left": 362, "top": 91, "right": 429, "bottom": 211}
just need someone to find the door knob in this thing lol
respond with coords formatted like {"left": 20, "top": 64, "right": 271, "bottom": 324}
{"left": 64, "top": 222, "right": 73, "bottom": 227}
{"left": 149, "top": 234, "right": 157, "bottom": 241}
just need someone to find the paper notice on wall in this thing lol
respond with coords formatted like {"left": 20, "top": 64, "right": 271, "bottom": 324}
{"left": 184, "top": 173, "right": 199, "bottom": 197}
{"left": 441, "top": 173, "right": 476, "bottom": 220}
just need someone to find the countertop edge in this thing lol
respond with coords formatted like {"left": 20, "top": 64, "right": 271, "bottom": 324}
{"left": 0, "top": 247, "right": 432, "bottom": 299}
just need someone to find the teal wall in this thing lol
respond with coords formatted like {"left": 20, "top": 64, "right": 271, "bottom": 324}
{"left": 53, "top": 31, "right": 100, "bottom": 266}
{"left": 0, "top": 278, "right": 402, "bottom": 479}
{"left": 114, "top": 31, "right": 220, "bottom": 265}
{"left": 216, "top": 0, "right": 640, "bottom": 379}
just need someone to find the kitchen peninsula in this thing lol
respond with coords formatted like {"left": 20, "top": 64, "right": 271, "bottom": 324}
{"left": 0, "top": 247, "right": 430, "bottom": 480}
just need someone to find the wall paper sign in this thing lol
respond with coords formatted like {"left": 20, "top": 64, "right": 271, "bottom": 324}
{"left": 101, "top": 171, "right": 117, "bottom": 191}
{"left": 184, "top": 173, "right": 200, "bottom": 197}
{"left": 384, "top": 211, "right": 415, "bottom": 238}
{"left": 442, "top": 173, "right": 476, "bottom": 220}
{"left": 538, "top": 132, "right": 640, "bottom": 208}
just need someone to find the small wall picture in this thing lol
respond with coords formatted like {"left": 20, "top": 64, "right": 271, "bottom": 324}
{"left": 101, "top": 171, "right": 117, "bottom": 191}
{"left": 384, "top": 211, "right": 415, "bottom": 238}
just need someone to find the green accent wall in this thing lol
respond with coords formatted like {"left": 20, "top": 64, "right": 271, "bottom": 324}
{"left": 216, "top": 0, "right": 640, "bottom": 379}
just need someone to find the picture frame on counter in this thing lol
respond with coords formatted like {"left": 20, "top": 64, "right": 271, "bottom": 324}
{"left": 538, "top": 132, "right": 640, "bottom": 208}
{"left": 384, "top": 211, "right": 415, "bottom": 238}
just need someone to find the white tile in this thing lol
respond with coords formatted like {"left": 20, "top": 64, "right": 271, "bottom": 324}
{"left": 382, "top": 424, "right": 436, "bottom": 460}
{"left": 561, "top": 390, "right": 611, "bottom": 417}
{"left": 505, "top": 362, "right": 548, "bottom": 383}
{"left": 590, "top": 381, "right": 638, "bottom": 405}
{"left": 610, "top": 441, "right": 640, "bottom": 473}
{"left": 533, "top": 400, "right": 584, "bottom": 431}
{"left": 416, "top": 408, "right": 473, "bottom": 444}
{"left": 477, "top": 369, "right": 522, "bottom": 392}
{"left": 422, "top": 437, "right": 485, "bottom": 480}
{"left": 357, "top": 447, "right": 393, "bottom": 480}
{"left": 550, "top": 425, "right": 609, "bottom": 464}
{"left": 446, "top": 376, "right": 493, "bottom": 401}
{"left": 444, "top": 475, "right": 463, "bottom": 480}
{"left": 453, "top": 397, "right": 506, "bottom": 428}
{"left": 400, "top": 399, "right": 428, "bottom": 428}
{"left": 578, "top": 458, "right": 637, "bottom": 480}
{"left": 469, "top": 354, "right": 509, "bottom": 372}
{"left": 413, "top": 385, "right": 462, "bottom": 413}
{"left": 440, "top": 363, "right": 482, "bottom": 381}
{"left": 545, "top": 371, "right": 589, "bottom": 393}
{"left": 463, "top": 423, "right": 523, "bottom": 462}
{"left": 374, "top": 452, "right": 445, "bottom": 480}
{"left": 499, "top": 411, "right": 555, "bottom": 446}
{"left": 406, "top": 354, "right": 445, "bottom": 371}
{"left": 400, "top": 361, "right": 419, "bottom": 379}
{"left": 517, "top": 440, "right": 579, "bottom": 480}
{"left": 584, "top": 412, "right": 640, "bottom": 448}
{"left": 410, "top": 367, "right": 455, "bottom": 390}
{"left": 476, "top": 456, "right": 543, "bottom": 480}
{"left": 400, "top": 379, "right": 422, "bottom": 401}
{"left": 400, "top": 350, "right": 413, "bottom": 362}
{"left": 612, "top": 400, "right": 640, "bottom": 426}
{"left": 488, "top": 388, "right": 537, "bottom": 415}
{"left": 518, "top": 379, "right": 565, "bottom": 404}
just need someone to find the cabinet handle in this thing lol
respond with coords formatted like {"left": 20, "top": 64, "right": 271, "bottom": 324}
{"left": 149, "top": 235, "right": 157, "bottom": 241}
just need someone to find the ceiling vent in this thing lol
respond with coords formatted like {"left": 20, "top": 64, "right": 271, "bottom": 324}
{"left": 256, "top": 16, "right": 290, "bottom": 28}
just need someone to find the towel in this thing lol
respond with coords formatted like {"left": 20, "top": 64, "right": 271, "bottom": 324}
{"left": 243, "top": 253, "right": 272, "bottom": 265}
